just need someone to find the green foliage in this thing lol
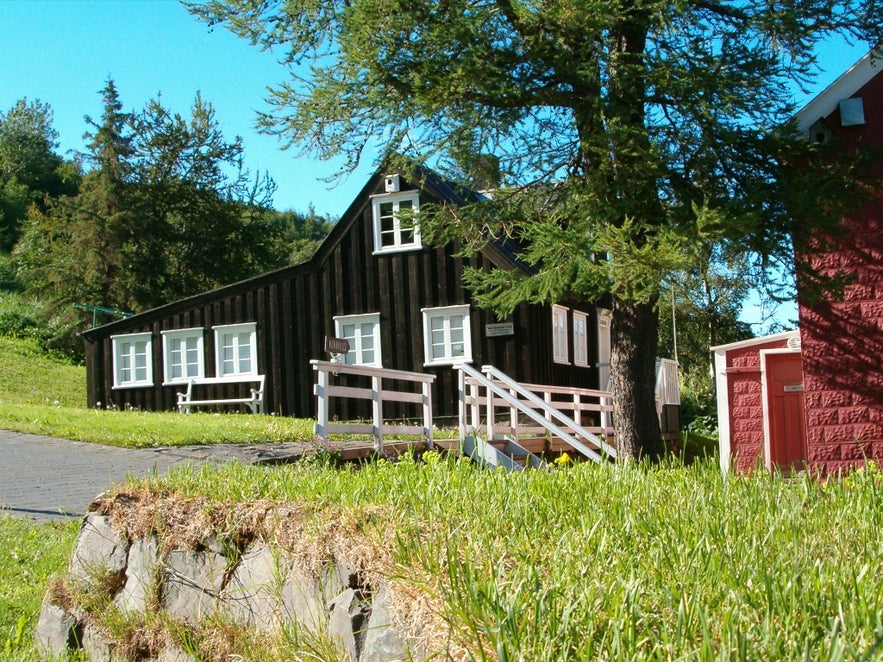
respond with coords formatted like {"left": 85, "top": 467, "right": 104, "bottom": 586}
{"left": 0, "top": 516, "right": 80, "bottom": 660}
{"left": 13, "top": 81, "right": 291, "bottom": 321}
{"left": 262, "top": 205, "right": 335, "bottom": 264}
{"left": 0, "top": 98, "right": 79, "bottom": 251}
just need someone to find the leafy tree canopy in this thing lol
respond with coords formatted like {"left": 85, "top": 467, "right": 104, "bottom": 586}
{"left": 13, "top": 82, "right": 298, "bottom": 352}
{"left": 0, "top": 99, "right": 78, "bottom": 251}
{"left": 188, "top": 0, "right": 882, "bottom": 459}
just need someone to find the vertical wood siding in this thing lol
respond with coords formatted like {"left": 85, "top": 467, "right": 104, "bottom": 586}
{"left": 84, "top": 176, "right": 602, "bottom": 421}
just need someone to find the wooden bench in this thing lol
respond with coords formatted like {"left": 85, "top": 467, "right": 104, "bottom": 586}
{"left": 176, "top": 375, "right": 265, "bottom": 414}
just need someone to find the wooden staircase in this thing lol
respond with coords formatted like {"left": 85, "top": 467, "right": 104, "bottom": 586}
{"left": 456, "top": 363, "right": 617, "bottom": 470}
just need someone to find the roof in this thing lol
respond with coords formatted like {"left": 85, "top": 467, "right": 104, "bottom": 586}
{"left": 795, "top": 49, "right": 883, "bottom": 135}
{"left": 710, "top": 330, "right": 800, "bottom": 353}
{"left": 81, "top": 160, "right": 524, "bottom": 340}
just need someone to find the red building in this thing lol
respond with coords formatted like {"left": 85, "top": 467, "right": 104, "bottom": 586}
{"left": 714, "top": 51, "right": 883, "bottom": 475}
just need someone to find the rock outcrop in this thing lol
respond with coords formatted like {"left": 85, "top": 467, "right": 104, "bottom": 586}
{"left": 36, "top": 496, "right": 432, "bottom": 662}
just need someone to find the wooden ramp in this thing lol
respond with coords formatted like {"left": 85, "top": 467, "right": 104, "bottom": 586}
{"left": 457, "top": 363, "right": 617, "bottom": 470}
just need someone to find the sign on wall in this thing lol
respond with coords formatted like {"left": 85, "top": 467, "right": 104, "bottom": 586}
{"left": 485, "top": 322, "right": 514, "bottom": 338}
{"left": 324, "top": 336, "right": 350, "bottom": 355}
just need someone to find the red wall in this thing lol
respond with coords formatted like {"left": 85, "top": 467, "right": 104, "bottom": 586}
{"left": 797, "top": 66, "right": 883, "bottom": 474}
{"left": 724, "top": 338, "right": 792, "bottom": 473}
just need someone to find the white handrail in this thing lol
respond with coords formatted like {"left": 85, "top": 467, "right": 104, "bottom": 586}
{"left": 481, "top": 365, "right": 618, "bottom": 460}
{"left": 311, "top": 360, "right": 435, "bottom": 452}
{"left": 457, "top": 362, "right": 614, "bottom": 463}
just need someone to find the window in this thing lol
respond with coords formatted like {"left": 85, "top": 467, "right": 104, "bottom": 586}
{"left": 573, "top": 311, "right": 589, "bottom": 367}
{"left": 334, "top": 313, "right": 381, "bottom": 366}
{"left": 371, "top": 190, "right": 421, "bottom": 253}
{"left": 112, "top": 332, "right": 153, "bottom": 388}
{"left": 552, "top": 305, "right": 569, "bottom": 364}
{"left": 422, "top": 305, "right": 472, "bottom": 366}
{"left": 214, "top": 323, "right": 257, "bottom": 377}
{"left": 597, "top": 308, "right": 612, "bottom": 390}
{"left": 162, "top": 328, "right": 205, "bottom": 383}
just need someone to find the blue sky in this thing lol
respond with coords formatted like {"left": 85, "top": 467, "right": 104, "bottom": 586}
{"left": 0, "top": 0, "right": 378, "bottom": 216}
{"left": 0, "top": 0, "right": 873, "bottom": 331}
{"left": 0, "top": 0, "right": 871, "bottom": 218}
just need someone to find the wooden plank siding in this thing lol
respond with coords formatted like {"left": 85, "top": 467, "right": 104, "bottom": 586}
{"left": 82, "top": 166, "right": 604, "bottom": 422}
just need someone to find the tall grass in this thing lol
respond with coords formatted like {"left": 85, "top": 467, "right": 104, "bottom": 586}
{"left": 129, "top": 455, "right": 883, "bottom": 660}
{"left": 0, "top": 516, "right": 80, "bottom": 661}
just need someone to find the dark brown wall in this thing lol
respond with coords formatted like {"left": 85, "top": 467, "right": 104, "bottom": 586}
{"left": 84, "top": 177, "right": 601, "bottom": 421}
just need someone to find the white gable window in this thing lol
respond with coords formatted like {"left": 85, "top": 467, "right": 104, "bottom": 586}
{"left": 422, "top": 305, "right": 472, "bottom": 366}
{"left": 573, "top": 311, "right": 589, "bottom": 367}
{"left": 162, "top": 328, "right": 205, "bottom": 384}
{"left": 112, "top": 332, "right": 153, "bottom": 388}
{"left": 334, "top": 313, "right": 382, "bottom": 367}
{"left": 214, "top": 323, "right": 257, "bottom": 377}
{"left": 371, "top": 189, "right": 421, "bottom": 254}
{"left": 552, "top": 305, "right": 569, "bottom": 364}
{"left": 597, "top": 308, "right": 612, "bottom": 390}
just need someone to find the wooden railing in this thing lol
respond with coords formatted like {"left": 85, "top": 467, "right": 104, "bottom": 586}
{"left": 311, "top": 360, "right": 435, "bottom": 452}
{"left": 458, "top": 363, "right": 617, "bottom": 462}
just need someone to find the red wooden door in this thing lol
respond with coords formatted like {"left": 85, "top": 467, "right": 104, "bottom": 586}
{"left": 765, "top": 352, "right": 807, "bottom": 471}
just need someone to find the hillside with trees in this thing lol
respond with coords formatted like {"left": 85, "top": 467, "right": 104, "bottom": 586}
{"left": 0, "top": 83, "right": 333, "bottom": 358}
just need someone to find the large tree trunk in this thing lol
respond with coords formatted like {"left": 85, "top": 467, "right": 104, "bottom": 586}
{"left": 610, "top": 295, "right": 664, "bottom": 461}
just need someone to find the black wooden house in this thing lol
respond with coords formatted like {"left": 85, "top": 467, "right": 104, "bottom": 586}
{"left": 81, "top": 165, "right": 612, "bottom": 422}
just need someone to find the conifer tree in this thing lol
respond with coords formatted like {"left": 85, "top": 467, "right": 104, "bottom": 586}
{"left": 188, "top": 0, "right": 881, "bottom": 460}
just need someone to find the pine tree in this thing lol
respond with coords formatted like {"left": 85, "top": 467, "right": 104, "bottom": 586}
{"left": 189, "top": 0, "right": 882, "bottom": 460}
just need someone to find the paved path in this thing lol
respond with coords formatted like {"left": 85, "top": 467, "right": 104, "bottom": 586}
{"left": 0, "top": 430, "right": 312, "bottom": 523}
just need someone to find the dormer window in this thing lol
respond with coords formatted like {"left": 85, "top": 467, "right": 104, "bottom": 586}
{"left": 371, "top": 189, "right": 421, "bottom": 254}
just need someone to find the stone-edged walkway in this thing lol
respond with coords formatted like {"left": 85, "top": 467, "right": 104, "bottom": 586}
{"left": 0, "top": 429, "right": 312, "bottom": 523}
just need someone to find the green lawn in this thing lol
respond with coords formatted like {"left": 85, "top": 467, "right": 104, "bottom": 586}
{"left": 0, "top": 336, "right": 317, "bottom": 448}
{"left": 0, "top": 516, "right": 79, "bottom": 661}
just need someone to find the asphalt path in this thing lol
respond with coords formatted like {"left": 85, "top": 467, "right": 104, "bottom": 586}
{"left": 0, "top": 430, "right": 311, "bottom": 523}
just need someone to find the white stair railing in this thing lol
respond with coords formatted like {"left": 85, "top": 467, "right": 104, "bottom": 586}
{"left": 457, "top": 362, "right": 616, "bottom": 463}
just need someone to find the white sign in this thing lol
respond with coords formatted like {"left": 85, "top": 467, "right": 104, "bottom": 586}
{"left": 485, "top": 322, "right": 514, "bottom": 338}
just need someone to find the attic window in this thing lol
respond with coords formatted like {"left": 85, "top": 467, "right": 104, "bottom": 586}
{"left": 839, "top": 97, "right": 865, "bottom": 127}
{"left": 371, "top": 190, "right": 421, "bottom": 254}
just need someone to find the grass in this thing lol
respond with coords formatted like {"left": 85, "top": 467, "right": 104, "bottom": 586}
{"left": 0, "top": 516, "right": 80, "bottom": 661}
{"left": 99, "top": 454, "right": 882, "bottom": 661}
{"left": 0, "top": 335, "right": 318, "bottom": 448}
{"left": 4, "top": 335, "right": 882, "bottom": 659}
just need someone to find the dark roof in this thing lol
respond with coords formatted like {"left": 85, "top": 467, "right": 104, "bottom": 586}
{"left": 81, "top": 160, "right": 527, "bottom": 341}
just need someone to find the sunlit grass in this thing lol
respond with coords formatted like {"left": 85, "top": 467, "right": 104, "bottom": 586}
{"left": 123, "top": 455, "right": 883, "bottom": 660}
{"left": 0, "top": 516, "right": 80, "bottom": 661}
{"left": 0, "top": 335, "right": 319, "bottom": 447}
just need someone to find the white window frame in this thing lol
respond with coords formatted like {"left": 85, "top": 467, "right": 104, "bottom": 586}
{"left": 573, "top": 311, "right": 589, "bottom": 367}
{"left": 597, "top": 308, "right": 612, "bottom": 391}
{"left": 552, "top": 305, "right": 569, "bottom": 365}
{"left": 111, "top": 332, "right": 153, "bottom": 389}
{"left": 422, "top": 305, "right": 472, "bottom": 366}
{"left": 161, "top": 328, "right": 205, "bottom": 384}
{"left": 213, "top": 323, "right": 258, "bottom": 378}
{"left": 371, "top": 190, "right": 421, "bottom": 254}
{"left": 334, "top": 313, "right": 382, "bottom": 367}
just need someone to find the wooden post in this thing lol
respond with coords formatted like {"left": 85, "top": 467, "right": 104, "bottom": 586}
{"left": 314, "top": 365, "right": 328, "bottom": 442}
{"left": 423, "top": 381, "right": 434, "bottom": 448}
{"left": 372, "top": 373, "right": 383, "bottom": 453}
